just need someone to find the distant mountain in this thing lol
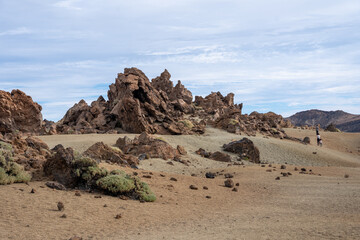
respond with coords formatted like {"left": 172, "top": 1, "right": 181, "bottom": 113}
{"left": 286, "top": 109, "right": 360, "bottom": 132}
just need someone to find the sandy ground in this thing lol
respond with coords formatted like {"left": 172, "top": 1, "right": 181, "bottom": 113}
{"left": 1, "top": 127, "right": 360, "bottom": 239}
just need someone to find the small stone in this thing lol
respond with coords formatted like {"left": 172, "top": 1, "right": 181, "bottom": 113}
{"left": 170, "top": 177, "right": 177, "bottom": 181}
{"left": 224, "top": 173, "right": 234, "bottom": 178}
{"left": 94, "top": 195, "right": 102, "bottom": 199}
{"left": 268, "top": 164, "right": 272, "bottom": 167}
{"left": 69, "top": 236, "right": 83, "bottom": 240}
{"left": 160, "top": 174, "right": 165, "bottom": 177}
{"left": 133, "top": 172, "right": 138, "bottom": 176}
{"left": 261, "top": 164, "right": 265, "bottom": 167}
{"left": 205, "top": 172, "right": 216, "bottom": 179}
{"left": 60, "top": 214, "right": 67, "bottom": 218}
{"left": 203, "top": 186, "right": 208, "bottom": 190}
{"left": 115, "top": 214, "right": 122, "bottom": 219}
{"left": 275, "top": 177, "right": 280, "bottom": 180}
{"left": 224, "top": 179, "right": 234, "bottom": 188}
{"left": 191, "top": 174, "right": 196, "bottom": 177}
{"left": 206, "top": 196, "right": 211, "bottom": 199}
{"left": 344, "top": 174, "right": 349, "bottom": 178}
{"left": 280, "top": 165, "right": 286, "bottom": 169}
{"left": 266, "top": 169, "right": 272, "bottom": 172}
{"left": 235, "top": 183, "right": 239, "bottom": 186}
{"left": 75, "top": 191, "right": 81, "bottom": 196}
{"left": 167, "top": 161, "right": 174, "bottom": 165}
{"left": 30, "top": 188, "right": 36, "bottom": 194}
{"left": 294, "top": 167, "right": 298, "bottom": 171}
{"left": 281, "top": 172, "right": 288, "bottom": 177}
{"left": 57, "top": 201, "right": 64, "bottom": 211}
{"left": 232, "top": 187, "right": 238, "bottom": 192}
{"left": 287, "top": 172, "right": 292, "bottom": 176}
{"left": 312, "top": 152, "right": 317, "bottom": 154}
{"left": 301, "top": 168, "right": 307, "bottom": 172}
{"left": 119, "top": 195, "right": 128, "bottom": 200}
{"left": 189, "top": 185, "right": 198, "bottom": 190}
{"left": 142, "top": 175, "right": 152, "bottom": 179}
{"left": 103, "top": 204, "right": 108, "bottom": 207}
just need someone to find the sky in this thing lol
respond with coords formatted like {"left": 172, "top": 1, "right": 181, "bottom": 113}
{"left": 1, "top": 0, "right": 360, "bottom": 121}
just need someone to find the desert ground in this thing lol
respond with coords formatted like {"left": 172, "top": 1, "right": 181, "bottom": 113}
{"left": 1, "top": 127, "right": 360, "bottom": 240}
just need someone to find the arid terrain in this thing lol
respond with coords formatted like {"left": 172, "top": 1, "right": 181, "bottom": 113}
{"left": 1, "top": 127, "right": 359, "bottom": 240}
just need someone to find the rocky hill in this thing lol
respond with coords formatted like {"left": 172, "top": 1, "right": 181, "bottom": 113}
{"left": 286, "top": 109, "right": 360, "bottom": 132}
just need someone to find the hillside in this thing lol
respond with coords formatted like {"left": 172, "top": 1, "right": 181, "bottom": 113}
{"left": 286, "top": 109, "right": 360, "bottom": 132}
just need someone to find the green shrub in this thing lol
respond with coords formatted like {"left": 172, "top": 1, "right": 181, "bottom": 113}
{"left": 0, "top": 147, "right": 31, "bottom": 185}
{"left": 96, "top": 174, "right": 135, "bottom": 194}
{"left": 134, "top": 179, "right": 156, "bottom": 202}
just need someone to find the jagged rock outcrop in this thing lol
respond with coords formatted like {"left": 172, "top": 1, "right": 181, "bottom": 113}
{"left": 195, "top": 148, "right": 231, "bottom": 162}
{"left": 115, "top": 132, "right": 186, "bottom": 161}
{"left": 214, "top": 111, "right": 291, "bottom": 138}
{"left": 57, "top": 68, "right": 203, "bottom": 135}
{"left": 0, "top": 90, "right": 43, "bottom": 134}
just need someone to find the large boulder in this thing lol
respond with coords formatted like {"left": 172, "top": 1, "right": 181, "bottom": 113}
{"left": 83, "top": 142, "right": 138, "bottom": 166}
{"left": 43, "top": 145, "right": 78, "bottom": 187}
{"left": 223, "top": 138, "right": 260, "bottom": 163}
{"left": 0, "top": 90, "right": 43, "bottom": 134}
{"left": 115, "top": 132, "right": 184, "bottom": 160}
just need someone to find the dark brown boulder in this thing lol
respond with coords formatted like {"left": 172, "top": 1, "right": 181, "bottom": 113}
{"left": 223, "top": 138, "right": 260, "bottom": 163}
{"left": 43, "top": 145, "right": 78, "bottom": 187}
{"left": 0, "top": 89, "right": 43, "bottom": 134}
{"left": 209, "top": 151, "right": 231, "bottom": 162}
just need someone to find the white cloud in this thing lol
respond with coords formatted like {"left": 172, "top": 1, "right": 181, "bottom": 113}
{"left": 53, "top": 0, "right": 82, "bottom": 10}
{"left": 0, "top": 27, "right": 32, "bottom": 36}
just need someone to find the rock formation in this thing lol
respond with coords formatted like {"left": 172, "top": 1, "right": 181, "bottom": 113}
{"left": 115, "top": 132, "right": 186, "bottom": 161}
{"left": 58, "top": 68, "right": 203, "bottom": 135}
{"left": 0, "top": 90, "right": 43, "bottom": 134}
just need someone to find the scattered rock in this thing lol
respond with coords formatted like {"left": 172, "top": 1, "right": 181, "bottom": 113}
{"left": 235, "top": 183, "right": 239, "bottom": 186}
{"left": 301, "top": 168, "right": 307, "bottom": 172}
{"left": 103, "top": 204, "right": 108, "bottom": 207}
{"left": 266, "top": 169, "right": 272, "bottom": 172}
{"left": 294, "top": 167, "right": 298, "bottom": 171}
{"left": 224, "top": 179, "right": 234, "bottom": 188}
{"left": 275, "top": 177, "right": 280, "bottom": 180}
{"left": 206, "top": 196, "right": 211, "bottom": 199}
{"left": 115, "top": 214, "right": 122, "bottom": 219}
{"left": 170, "top": 177, "right": 177, "bottom": 181}
{"left": 75, "top": 191, "right": 81, "bottom": 197}
{"left": 205, "top": 172, "right": 216, "bottom": 179}
{"left": 60, "top": 214, "right": 67, "bottom": 218}
{"left": 69, "top": 236, "right": 82, "bottom": 240}
{"left": 30, "top": 188, "right": 36, "bottom": 194}
{"left": 189, "top": 185, "right": 198, "bottom": 190}
{"left": 160, "top": 174, "right": 165, "bottom": 177}
{"left": 344, "top": 174, "right": 349, "bottom": 178}
{"left": 280, "top": 165, "right": 286, "bottom": 169}
{"left": 232, "top": 187, "right": 238, "bottom": 192}
{"left": 142, "top": 175, "right": 152, "bottom": 179}
{"left": 57, "top": 202, "right": 64, "bottom": 211}
{"left": 312, "top": 152, "right": 317, "bottom": 154}
{"left": 224, "top": 173, "right": 234, "bottom": 178}
{"left": 203, "top": 186, "right": 208, "bottom": 190}
{"left": 281, "top": 172, "right": 288, "bottom": 177}
{"left": 303, "top": 136, "right": 311, "bottom": 144}
{"left": 94, "top": 195, "right": 102, "bottom": 199}
{"left": 119, "top": 195, "right": 128, "bottom": 200}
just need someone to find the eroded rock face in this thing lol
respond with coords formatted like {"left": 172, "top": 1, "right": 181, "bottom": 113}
{"left": 83, "top": 142, "right": 138, "bottom": 167}
{"left": 223, "top": 138, "right": 260, "bottom": 163}
{"left": 57, "top": 68, "right": 203, "bottom": 135}
{"left": 43, "top": 145, "right": 78, "bottom": 187}
{"left": 0, "top": 90, "right": 43, "bottom": 134}
{"left": 115, "top": 132, "right": 185, "bottom": 160}
{"left": 194, "top": 92, "right": 242, "bottom": 116}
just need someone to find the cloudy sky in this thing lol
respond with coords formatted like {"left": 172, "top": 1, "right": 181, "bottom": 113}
{"left": 1, "top": 0, "right": 360, "bottom": 121}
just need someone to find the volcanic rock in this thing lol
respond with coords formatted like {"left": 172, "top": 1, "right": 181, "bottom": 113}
{"left": 223, "top": 138, "right": 260, "bottom": 163}
{"left": 83, "top": 142, "right": 138, "bottom": 166}
{"left": 224, "top": 179, "right": 234, "bottom": 188}
{"left": 115, "top": 132, "right": 182, "bottom": 161}
{"left": 0, "top": 90, "right": 43, "bottom": 134}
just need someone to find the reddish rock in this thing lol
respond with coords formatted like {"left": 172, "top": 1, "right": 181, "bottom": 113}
{"left": 224, "top": 179, "right": 234, "bottom": 188}
{"left": 209, "top": 151, "right": 231, "bottom": 162}
{"left": 83, "top": 142, "right": 138, "bottom": 167}
{"left": 0, "top": 89, "right": 43, "bottom": 134}
{"left": 115, "top": 132, "right": 181, "bottom": 161}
